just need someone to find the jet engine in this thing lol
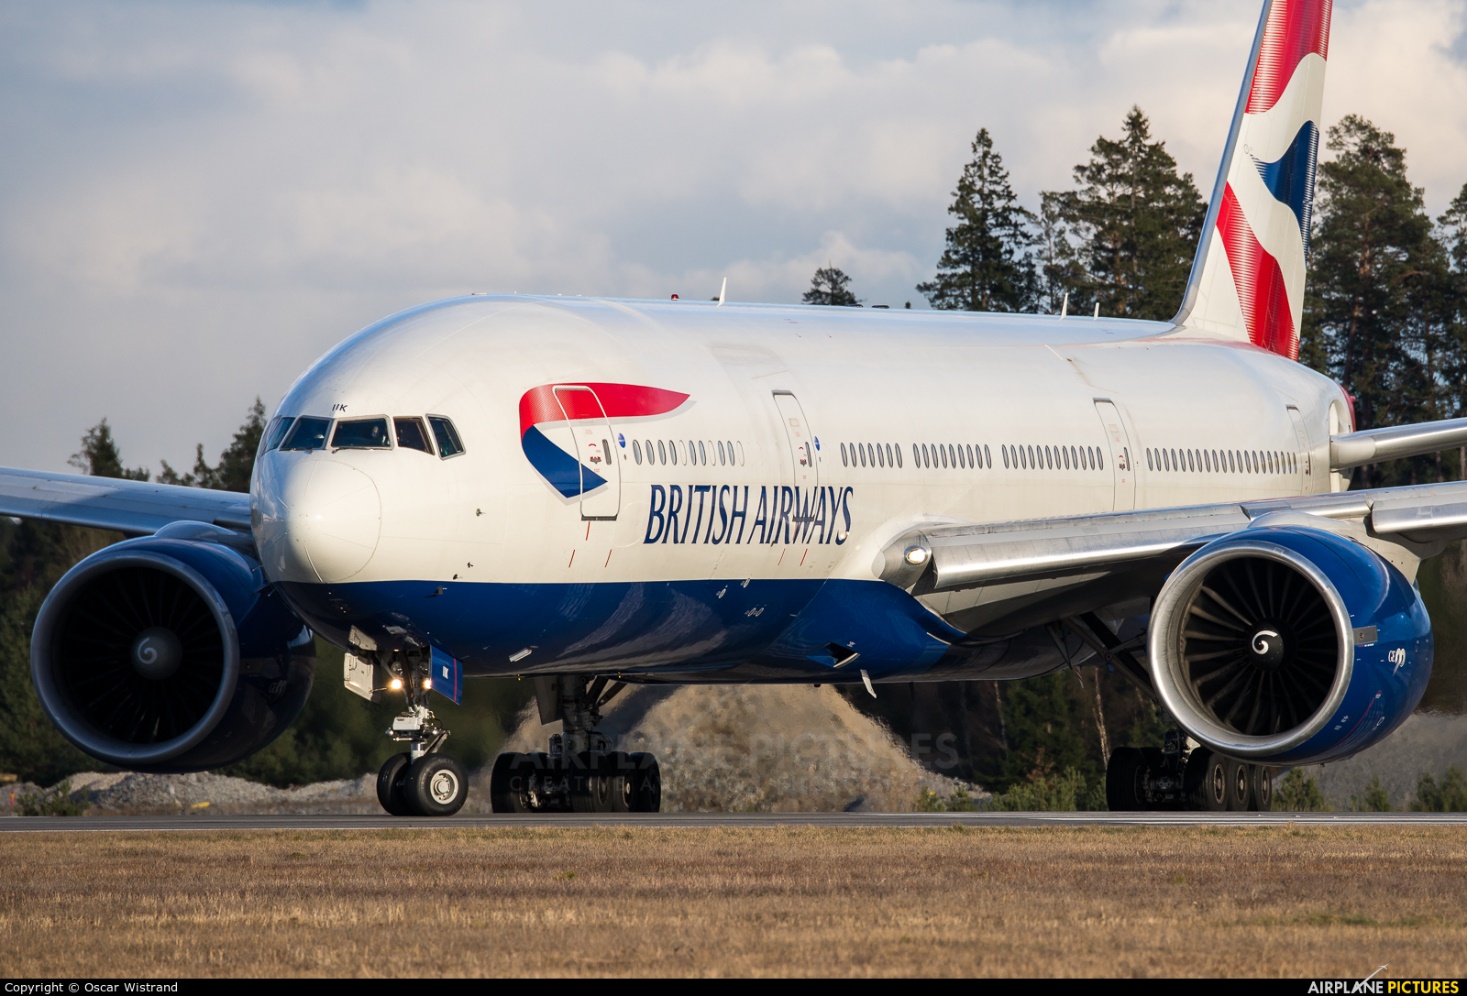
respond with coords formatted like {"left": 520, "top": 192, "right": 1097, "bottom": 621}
{"left": 30, "top": 529, "right": 314, "bottom": 772}
{"left": 1149, "top": 525, "right": 1431, "bottom": 766}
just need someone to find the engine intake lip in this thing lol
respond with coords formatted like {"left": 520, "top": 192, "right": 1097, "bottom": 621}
{"left": 1150, "top": 539, "right": 1353, "bottom": 759}
{"left": 30, "top": 550, "right": 241, "bottom": 766}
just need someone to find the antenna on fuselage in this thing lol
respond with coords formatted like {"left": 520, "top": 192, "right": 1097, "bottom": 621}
{"left": 1060, "top": 292, "right": 1069, "bottom": 319}
{"left": 1093, "top": 302, "right": 1100, "bottom": 320}
{"left": 717, "top": 276, "right": 727, "bottom": 307}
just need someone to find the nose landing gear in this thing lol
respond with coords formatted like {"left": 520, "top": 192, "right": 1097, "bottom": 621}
{"left": 375, "top": 652, "right": 468, "bottom": 817}
{"left": 489, "top": 676, "right": 661, "bottom": 813}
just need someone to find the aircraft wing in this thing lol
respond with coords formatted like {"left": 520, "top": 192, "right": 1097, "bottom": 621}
{"left": 0, "top": 466, "right": 250, "bottom": 537}
{"left": 882, "top": 480, "right": 1467, "bottom": 593}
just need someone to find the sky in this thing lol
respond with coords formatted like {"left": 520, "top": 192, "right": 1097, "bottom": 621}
{"left": 3, "top": 0, "right": 1467, "bottom": 475}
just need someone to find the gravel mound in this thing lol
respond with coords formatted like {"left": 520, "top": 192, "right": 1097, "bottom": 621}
{"left": 4, "top": 770, "right": 379, "bottom": 816}
{"left": 502, "top": 682, "right": 981, "bottom": 812}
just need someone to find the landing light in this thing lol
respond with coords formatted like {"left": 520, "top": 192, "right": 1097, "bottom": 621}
{"left": 904, "top": 546, "right": 930, "bottom": 566}
{"left": 422, "top": 678, "right": 432, "bottom": 690}
{"left": 389, "top": 677, "right": 404, "bottom": 691}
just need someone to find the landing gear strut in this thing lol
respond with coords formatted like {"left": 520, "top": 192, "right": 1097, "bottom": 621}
{"left": 1106, "top": 730, "right": 1273, "bottom": 812}
{"left": 489, "top": 676, "right": 661, "bottom": 813}
{"left": 375, "top": 649, "right": 468, "bottom": 817}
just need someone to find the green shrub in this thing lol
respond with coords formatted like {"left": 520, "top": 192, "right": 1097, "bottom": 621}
{"left": 1412, "top": 766, "right": 1467, "bottom": 812}
{"left": 988, "top": 766, "right": 1105, "bottom": 811}
{"left": 1273, "top": 769, "right": 1331, "bottom": 811}
{"left": 1349, "top": 775, "right": 1392, "bottom": 812}
{"left": 15, "top": 778, "right": 89, "bottom": 817}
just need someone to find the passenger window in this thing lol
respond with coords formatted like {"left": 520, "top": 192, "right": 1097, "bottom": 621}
{"left": 426, "top": 416, "right": 464, "bottom": 458}
{"left": 394, "top": 417, "right": 434, "bottom": 454}
{"left": 719, "top": 441, "right": 727, "bottom": 466}
{"left": 263, "top": 416, "right": 295, "bottom": 454}
{"left": 281, "top": 416, "right": 332, "bottom": 451}
{"left": 984, "top": 445, "right": 991, "bottom": 469}
{"left": 633, "top": 440, "right": 643, "bottom": 465}
{"left": 895, "top": 445, "right": 903, "bottom": 469}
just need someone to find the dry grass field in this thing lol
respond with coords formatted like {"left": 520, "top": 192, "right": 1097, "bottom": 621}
{"left": 2, "top": 825, "right": 1465, "bottom": 977}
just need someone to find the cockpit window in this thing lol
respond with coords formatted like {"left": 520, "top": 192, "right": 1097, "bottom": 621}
{"left": 427, "top": 415, "right": 464, "bottom": 458}
{"left": 262, "top": 416, "right": 295, "bottom": 454}
{"left": 332, "top": 417, "right": 392, "bottom": 450}
{"left": 394, "top": 417, "right": 433, "bottom": 454}
{"left": 280, "top": 416, "right": 332, "bottom": 451}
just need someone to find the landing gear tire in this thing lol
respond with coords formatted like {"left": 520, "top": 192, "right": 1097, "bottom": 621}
{"left": 490, "top": 751, "right": 535, "bottom": 813}
{"left": 1186, "top": 748, "right": 1230, "bottom": 811}
{"left": 625, "top": 752, "right": 661, "bottom": 813}
{"left": 1250, "top": 764, "right": 1274, "bottom": 811}
{"left": 1106, "top": 746, "right": 1149, "bottom": 811}
{"left": 377, "top": 752, "right": 412, "bottom": 816}
{"left": 405, "top": 754, "right": 468, "bottom": 817}
{"left": 1225, "top": 758, "right": 1251, "bottom": 811}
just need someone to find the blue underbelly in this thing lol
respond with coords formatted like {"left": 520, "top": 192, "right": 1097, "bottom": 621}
{"left": 277, "top": 576, "right": 966, "bottom": 681}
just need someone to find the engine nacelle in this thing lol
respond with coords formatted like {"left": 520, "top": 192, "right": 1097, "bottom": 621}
{"left": 30, "top": 530, "right": 314, "bottom": 772}
{"left": 1150, "top": 525, "right": 1431, "bottom": 765}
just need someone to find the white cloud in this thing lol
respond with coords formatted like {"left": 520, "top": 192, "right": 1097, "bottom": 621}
{"left": 0, "top": 0, "right": 1462, "bottom": 473}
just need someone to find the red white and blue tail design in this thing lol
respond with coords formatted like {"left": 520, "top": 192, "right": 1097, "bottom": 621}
{"left": 1174, "top": 0, "right": 1331, "bottom": 360}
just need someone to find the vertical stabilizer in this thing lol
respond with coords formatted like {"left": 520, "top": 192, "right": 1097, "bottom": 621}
{"left": 1172, "top": 0, "right": 1332, "bottom": 361}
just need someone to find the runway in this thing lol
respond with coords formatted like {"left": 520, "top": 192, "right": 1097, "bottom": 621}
{"left": 4, "top": 810, "right": 1467, "bottom": 831}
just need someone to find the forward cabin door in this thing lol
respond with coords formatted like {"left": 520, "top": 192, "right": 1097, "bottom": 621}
{"left": 1093, "top": 399, "right": 1136, "bottom": 511}
{"left": 552, "top": 385, "right": 621, "bottom": 520}
{"left": 772, "top": 391, "right": 818, "bottom": 489}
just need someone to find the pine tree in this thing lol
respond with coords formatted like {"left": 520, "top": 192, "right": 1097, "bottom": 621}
{"left": 1302, "top": 116, "right": 1442, "bottom": 487}
{"left": 918, "top": 128, "right": 1037, "bottom": 312}
{"left": 802, "top": 266, "right": 860, "bottom": 307}
{"left": 68, "top": 419, "right": 150, "bottom": 481}
{"left": 159, "top": 398, "right": 267, "bottom": 492}
{"left": 1045, "top": 107, "right": 1205, "bottom": 320}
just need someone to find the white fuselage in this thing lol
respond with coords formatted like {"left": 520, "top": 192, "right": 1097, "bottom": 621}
{"left": 249, "top": 295, "right": 1349, "bottom": 683}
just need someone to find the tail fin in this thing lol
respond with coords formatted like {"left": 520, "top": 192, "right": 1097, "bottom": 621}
{"left": 1173, "top": 0, "right": 1332, "bottom": 360}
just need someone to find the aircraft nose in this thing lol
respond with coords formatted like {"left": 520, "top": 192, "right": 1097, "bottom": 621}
{"left": 255, "top": 458, "right": 381, "bottom": 584}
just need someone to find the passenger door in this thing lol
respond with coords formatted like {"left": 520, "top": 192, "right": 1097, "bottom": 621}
{"left": 552, "top": 385, "right": 621, "bottom": 520}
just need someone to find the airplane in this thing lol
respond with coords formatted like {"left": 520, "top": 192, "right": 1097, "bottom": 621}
{"left": 2, "top": 0, "right": 1463, "bottom": 817}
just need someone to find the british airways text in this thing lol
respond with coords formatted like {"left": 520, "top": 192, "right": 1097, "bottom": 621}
{"left": 644, "top": 484, "right": 853, "bottom": 545}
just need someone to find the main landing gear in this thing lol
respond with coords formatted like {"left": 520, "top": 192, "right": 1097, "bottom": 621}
{"left": 489, "top": 676, "right": 662, "bottom": 813}
{"left": 376, "top": 650, "right": 469, "bottom": 817}
{"left": 1106, "top": 729, "right": 1273, "bottom": 812}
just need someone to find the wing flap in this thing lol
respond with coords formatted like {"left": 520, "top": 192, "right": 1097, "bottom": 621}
{"left": 0, "top": 467, "right": 250, "bottom": 536}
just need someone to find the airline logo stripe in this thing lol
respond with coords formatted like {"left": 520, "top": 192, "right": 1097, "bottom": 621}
{"left": 1245, "top": 0, "right": 1332, "bottom": 115}
{"left": 519, "top": 383, "right": 690, "bottom": 499}
{"left": 518, "top": 383, "right": 689, "bottom": 438}
{"left": 1217, "top": 184, "right": 1298, "bottom": 360}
